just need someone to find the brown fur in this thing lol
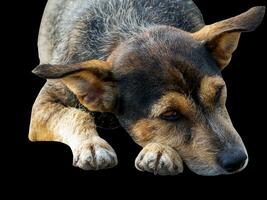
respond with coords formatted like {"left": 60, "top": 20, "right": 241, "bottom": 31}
{"left": 135, "top": 143, "right": 183, "bottom": 175}
{"left": 33, "top": 60, "right": 117, "bottom": 112}
{"left": 30, "top": 5, "right": 265, "bottom": 175}
{"left": 199, "top": 76, "right": 226, "bottom": 107}
{"left": 150, "top": 92, "right": 197, "bottom": 119}
{"left": 192, "top": 7, "right": 265, "bottom": 69}
{"left": 29, "top": 82, "right": 97, "bottom": 143}
{"left": 29, "top": 80, "right": 118, "bottom": 169}
{"left": 131, "top": 112, "right": 219, "bottom": 170}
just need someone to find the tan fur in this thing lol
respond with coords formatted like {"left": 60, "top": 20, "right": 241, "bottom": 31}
{"left": 150, "top": 92, "right": 196, "bottom": 119}
{"left": 192, "top": 7, "right": 264, "bottom": 41}
{"left": 135, "top": 143, "right": 183, "bottom": 175}
{"left": 131, "top": 118, "right": 184, "bottom": 147}
{"left": 192, "top": 26, "right": 241, "bottom": 69}
{"left": 208, "top": 32, "right": 240, "bottom": 68}
{"left": 191, "top": 7, "right": 264, "bottom": 69}
{"left": 199, "top": 76, "right": 225, "bottom": 106}
{"left": 30, "top": 5, "right": 264, "bottom": 175}
{"left": 131, "top": 116, "right": 222, "bottom": 174}
{"left": 29, "top": 80, "right": 118, "bottom": 170}
{"left": 131, "top": 119, "right": 161, "bottom": 146}
{"left": 178, "top": 124, "right": 218, "bottom": 168}
{"left": 29, "top": 84, "right": 97, "bottom": 143}
{"left": 49, "top": 60, "right": 117, "bottom": 112}
{"left": 76, "top": 60, "right": 112, "bottom": 72}
{"left": 129, "top": 86, "right": 243, "bottom": 175}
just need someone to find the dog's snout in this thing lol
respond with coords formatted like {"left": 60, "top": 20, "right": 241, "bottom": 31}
{"left": 217, "top": 148, "right": 247, "bottom": 173}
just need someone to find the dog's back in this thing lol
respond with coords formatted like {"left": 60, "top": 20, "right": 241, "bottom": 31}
{"left": 38, "top": 0, "right": 204, "bottom": 64}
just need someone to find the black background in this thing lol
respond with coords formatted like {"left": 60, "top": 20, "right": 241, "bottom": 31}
{"left": 4, "top": 0, "right": 267, "bottom": 191}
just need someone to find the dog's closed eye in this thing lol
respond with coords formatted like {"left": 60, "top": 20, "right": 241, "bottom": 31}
{"left": 150, "top": 92, "right": 197, "bottom": 120}
{"left": 160, "top": 110, "right": 183, "bottom": 121}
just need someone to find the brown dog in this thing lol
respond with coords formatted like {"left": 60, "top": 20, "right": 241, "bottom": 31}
{"left": 30, "top": 0, "right": 265, "bottom": 175}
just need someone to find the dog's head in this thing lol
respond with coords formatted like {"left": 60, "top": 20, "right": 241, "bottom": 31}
{"left": 33, "top": 7, "right": 265, "bottom": 175}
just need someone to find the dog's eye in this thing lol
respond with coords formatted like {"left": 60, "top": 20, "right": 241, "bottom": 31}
{"left": 160, "top": 110, "right": 182, "bottom": 121}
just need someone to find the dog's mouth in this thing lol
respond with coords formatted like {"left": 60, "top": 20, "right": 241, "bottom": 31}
{"left": 182, "top": 159, "right": 225, "bottom": 176}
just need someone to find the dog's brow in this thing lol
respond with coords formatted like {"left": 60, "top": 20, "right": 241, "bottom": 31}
{"left": 149, "top": 92, "right": 196, "bottom": 118}
{"left": 167, "top": 66, "right": 187, "bottom": 88}
{"left": 199, "top": 76, "right": 225, "bottom": 104}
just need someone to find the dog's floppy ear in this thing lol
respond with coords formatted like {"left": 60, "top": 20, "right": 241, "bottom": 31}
{"left": 192, "top": 6, "right": 265, "bottom": 70}
{"left": 32, "top": 60, "right": 116, "bottom": 112}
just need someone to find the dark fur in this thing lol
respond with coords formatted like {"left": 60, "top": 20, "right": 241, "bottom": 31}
{"left": 113, "top": 26, "right": 220, "bottom": 128}
{"left": 40, "top": 0, "right": 204, "bottom": 64}
{"left": 31, "top": 0, "right": 265, "bottom": 175}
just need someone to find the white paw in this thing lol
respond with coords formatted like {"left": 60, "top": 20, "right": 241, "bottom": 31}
{"left": 72, "top": 136, "right": 118, "bottom": 170}
{"left": 135, "top": 143, "right": 183, "bottom": 175}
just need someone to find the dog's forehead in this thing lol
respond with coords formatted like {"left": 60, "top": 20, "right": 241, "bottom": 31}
{"left": 113, "top": 27, "right": 222, "bottom": 121}
{"left": 112, "top": 26, "right": 219, "bottom": 78}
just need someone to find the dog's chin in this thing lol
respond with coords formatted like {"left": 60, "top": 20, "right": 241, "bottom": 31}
{"left": 185, "top": 162, "right": 228, "bottom": 176}
{"left": 185, "top": 159, "right": 248, "bottom": 176}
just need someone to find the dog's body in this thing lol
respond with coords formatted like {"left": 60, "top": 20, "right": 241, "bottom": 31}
{"left": 30, "top": 0, "right": 265, "bottom": 175}
{"left": 38, "top": 0, "right": 204, "bottom": 64}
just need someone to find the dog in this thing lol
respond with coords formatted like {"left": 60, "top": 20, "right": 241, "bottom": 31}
{"left": 30, "top": 0, "right": 265, "bottom": 176}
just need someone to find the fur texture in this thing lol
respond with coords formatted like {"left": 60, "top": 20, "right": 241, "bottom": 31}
{"left": 31, "top": 0, "right": 265, "bottom": 175}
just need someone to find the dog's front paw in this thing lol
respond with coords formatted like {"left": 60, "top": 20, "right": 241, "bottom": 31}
{"left": 135, "top": 143, "right": 183, "bottom": 175}
{"left": 72, "top": 136, "right": 118, "bottom": 170}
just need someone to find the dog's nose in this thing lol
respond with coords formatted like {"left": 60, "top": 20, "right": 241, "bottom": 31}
{"left": 218, "top": 148, "right": 247, "bottom": 173}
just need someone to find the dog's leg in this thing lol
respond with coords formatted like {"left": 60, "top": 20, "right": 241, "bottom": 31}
{"left": 135, "top": 143, "right": 183, "bottom": 175}
{"left": 29, "top": 83, "right": 118, "bottom": 170}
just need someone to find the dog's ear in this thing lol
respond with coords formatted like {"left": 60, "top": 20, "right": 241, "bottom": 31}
{"left": 32, "top": 60, "right": 116, "bottom": 112}
{"left": 192, "top": 6, "right": 265, "bottom": 70}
